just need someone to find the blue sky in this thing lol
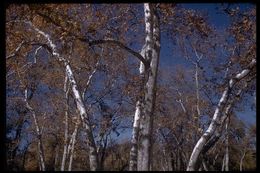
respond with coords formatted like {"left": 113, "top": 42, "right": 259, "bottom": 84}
{"left": 159, "top": 3, "right": 256, "bottom": 126}
{"left": 95, "top": 3, "right": 256, "bottom": 142}
{"left": 7, "top": 3, "right": 255, "bottom": 149}
{"left": 181, "top": 3, "right": 255, "bottom": 28}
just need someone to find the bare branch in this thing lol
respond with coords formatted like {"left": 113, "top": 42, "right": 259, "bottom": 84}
{"left": 34, "top": 46, "right": 42, "bottom": 63}
{"left": 187, "top": 58, "right": 256, "bottom": 171}
{"left": 89, "top": 39, "right": 149, "bottom": 68}
{"left": 6, "top": 40, "right": 26, "bottom": 59}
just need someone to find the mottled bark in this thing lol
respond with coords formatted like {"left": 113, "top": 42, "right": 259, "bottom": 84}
{"left": 129, "top": 32, "right": 150, "bottom": 171}
{"left": 187, "top": 58, "right": 256, "bottom": 171}
{"left": 24, "top": 21, "right": 99, "bottom": 171}
{"left": 129, "top": 101, "right": 141, "bottom": 171}
{"left": 138, "top": 3, "right": 160, "bottom": 171}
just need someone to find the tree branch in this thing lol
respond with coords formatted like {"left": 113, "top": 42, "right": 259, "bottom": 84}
{"left": 88, "top": 39, "right": 149, "bottom": 69}
{"left": 6, "top": 40, "right": 26, "bottom": 59}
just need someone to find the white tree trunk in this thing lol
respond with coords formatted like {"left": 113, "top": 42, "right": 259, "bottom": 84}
{"left": 202, "top": 159, "right": 208, "bottom": 171}
{"left": 195, "top": 62, "right": 201, "bottom": 121}
{"left": 138, "top": 3, "right": 160, "bottom": 171}
{"left": 187, "top": 58, "right": 256, "bottom": 171}
{"left": 194, "top": 62, "right": 202, "bottom": 134}
{"left": 26, "top": 21, "right": 99, "bottom": 171}
{"left": 24, "top": 89, "right": 46, "bottom": 171}
{"left": 222, "top": 154, "right": 225, "bottom": 171}
{"left": 129, "top": 101, "right": 141, "bottom": 171}
{"left": 61, "top": 75, "right": 69, "bottom": 171}
{"left": 68, "top": 119, "right": 80, "bottom": 171}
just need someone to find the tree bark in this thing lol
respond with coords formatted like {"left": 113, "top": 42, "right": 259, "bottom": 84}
{"left": 68, "top": 118, "right": 80, "bottom": 171}
{"left": 240, "top": 149, "right": 246, "bottom": 171}
{"left": 54, "top": 145, "right": 60, "bottom": 171}
{"left": 138, "top": 3, "right": 160, "bottom": 171}
{"left": 89, "top": 39, "right": 148, "bottom": 68}
{"left": 129, "top": 101, "right": 141, "bottom": 171}
{"left": 24, "top": 89, "right": 46, "bottom": 171}
{"left": 61, "top": 75, "right": 69, "bottom": 171}
{"left": 202, "top": 158, "right": 209, "bottom": 171}
{"left": 224, "top": 116, "right": 229, "bottom": 171}
{"left": 187, "top": 58, "right": 256, "bottom": 171}
{"left": 195, "top": 62, "right": 201, "bottom": 121}
{"left": 25, "top": 21, "right": 99, "bottom": 171}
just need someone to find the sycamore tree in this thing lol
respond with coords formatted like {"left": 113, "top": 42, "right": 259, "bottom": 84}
{"left": 6, "top": 3, "right": 255, "bottom": 171}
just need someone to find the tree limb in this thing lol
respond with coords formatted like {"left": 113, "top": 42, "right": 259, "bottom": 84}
{"left": 6, "top": 40, "right": 26, "bottom": 59}
{"left": 187, "top": 58, "right": 256, "bottom": 171}
{"left": 88, "top": 39, "right": 149, "bottom": 69}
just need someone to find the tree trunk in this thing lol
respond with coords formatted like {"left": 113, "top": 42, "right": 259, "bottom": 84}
{"left": 138, "top": 3, "right": 160, "bottom": 171}
{"left": 194, "top": 61, "right": 201, "bottom": 142}
{"left": 54, "top": 145, "right": 60, "bottom": 171}
{"left": 195, "top": 62, "right": 201, "bottom": 122}
{"left": 26, "top": 21, "right": 99, "bottom": 171}
{"left": 222, "top": 154, "right": 225, "bottom": 171}
{"left": 68, "top": 118, "right": 80, "bottom": 171}
{"left": 240, "top": 149, "right": 246, "bottom": 171}
{"left": 202, "top": 158, "right": 209, "bottom": 171}
{"left": 24, "top": 89, "right": 46, "bottom": 171}
{"left": 224, "top": 116, "right": 229, "bottom": 171}
{"left": 129, "top": 101, "right": 141, "bottom": 171}
{"left": 61, "top": 75, "right": 69, "bottom": 171}
{"left": 187, "top": 58, "right": 256, "bottom": 171}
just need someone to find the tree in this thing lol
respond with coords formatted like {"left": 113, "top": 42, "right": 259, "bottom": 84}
{"left": 6, "top": 3, "right": 256, "bottom": 171}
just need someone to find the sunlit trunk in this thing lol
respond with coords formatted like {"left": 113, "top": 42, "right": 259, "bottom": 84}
{"left": 187, "top": 59, "right": 256, "bottom": 171}
{"left": 138, "top": 3, "right": 160, "bottom": 171}
{"left": 26, "top": 21, "right": 99, "bottom": 171}
{"left": 129, "top": 101, "right": 141, "bottom": 171}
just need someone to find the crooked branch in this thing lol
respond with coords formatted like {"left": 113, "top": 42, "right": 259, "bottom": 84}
{"left": 88, "top": 39, "right": 149, "bottom": 69}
